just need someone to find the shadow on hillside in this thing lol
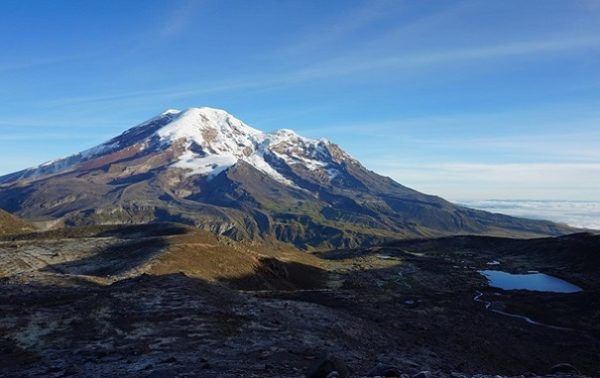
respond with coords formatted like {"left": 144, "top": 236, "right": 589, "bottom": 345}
{"left": 27, "top": 223, "right": 327, "bottom": 289}
{"left": 40, "top": 238, "right": 170, "bottom": 277}
{"left": 221, "top": 256, "right": 328, "bottom": 291}
{"left": 95, "top": 223, "right": 190, "bottom": 238}
{"left": 315, "top": 232, "right": 600, "bottom": 267}
{"left": 0, "top": 222, "right": 190, "bottom": 241}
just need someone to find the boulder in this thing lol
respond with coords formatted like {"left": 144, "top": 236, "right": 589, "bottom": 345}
{"left": 550, "top": 363, "right": 580, "bottom": 374}
{"left": 305, "top": 353, "right": 350, "bottom": 378}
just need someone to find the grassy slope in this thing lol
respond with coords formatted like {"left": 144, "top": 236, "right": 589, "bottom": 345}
{"left": 0, "top": 209, "right": 34, "bottom": 235}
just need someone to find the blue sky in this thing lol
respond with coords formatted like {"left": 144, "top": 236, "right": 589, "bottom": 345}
{"left": 1, "top": 0, "right": 599, "bottom": 200}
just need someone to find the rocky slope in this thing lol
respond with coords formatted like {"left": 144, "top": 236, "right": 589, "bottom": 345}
{"left": 0, "top": 225, "right": 597, "bottom": 377}
{"left": 0, "top": 107, "right": 575, "bottom": 248}
{"left": 0, "top": 209, "right": 34, "bottom": 235}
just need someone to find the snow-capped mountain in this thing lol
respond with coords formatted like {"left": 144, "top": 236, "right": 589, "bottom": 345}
{"left": 0, "top": 107, "right": 575, "bottom": 248}
{"left": 1, "top": 107, "right": 348, "bottom": 188}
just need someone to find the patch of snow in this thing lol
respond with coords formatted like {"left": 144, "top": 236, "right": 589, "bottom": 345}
{"left": 80, "top": 141, "right": 121, "bottom": 159}
{"left": 173, "top": 150, "right": 237, "bottom": 178}
{"left": 266, "top": 130, "right": 338, "bottom": 178}
{"left": 326, "top": 168, "right": 340, "bottom": 180}
{"left": 39, "top": 158, "right": 62, "bottom": 168}
{"left": 161, "top": 109, "right": 181, "bottom": 116}
{"left": 245, "top": 150, "right": 297, "bottom": 187}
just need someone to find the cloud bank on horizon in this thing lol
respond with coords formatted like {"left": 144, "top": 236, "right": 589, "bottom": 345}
{"left": 461, "top": 200, "right": 600, "bottom": 230}
{"left": 0, "top": 0, "right": 599, "bottom": 201}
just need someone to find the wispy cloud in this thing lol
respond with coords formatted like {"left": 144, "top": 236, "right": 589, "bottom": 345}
{"left": 0, "top": 46, "right": 116, "bottom": 74}
{"left": 33, "top": 31, "right": 600, "bottom": 110}
{"left": 295, "top": 35, "right": 600, "bottom": 81}
{"left": 159, "top": 0, "right": 205, "bottom": 38}
{"left": 0, "top": 118, "right": 122, "bottom": 129}
{"left": 274, "top": 0, "right": 397, "bottom": 56}
{"left": 0, "top": 133, "right": 111, "bottom": 141}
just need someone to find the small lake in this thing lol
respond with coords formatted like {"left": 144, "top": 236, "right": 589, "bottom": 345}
{"left": 479, "top": 270, "right": 583, "bottom": 293}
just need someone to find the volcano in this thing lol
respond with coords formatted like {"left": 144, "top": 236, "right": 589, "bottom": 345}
{"left": 0, "top": 107, "right": 573, "bottom": 248}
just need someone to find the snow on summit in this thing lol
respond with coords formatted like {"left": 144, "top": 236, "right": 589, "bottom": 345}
{"left": 1, "top": 107, "right": 348, "bottom": 186}
{"left": 157, "top": 107, "right": 298, "bottom": 183}
{"left": 157, "top": 107, "right": 263, "bottom": 147}
{"left": 152, "top": 107, "right": 345, "bottom": 184}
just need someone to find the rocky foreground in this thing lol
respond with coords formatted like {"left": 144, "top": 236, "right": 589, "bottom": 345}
{"left": 0, "top": 225, "right": 597, "bottom": 377}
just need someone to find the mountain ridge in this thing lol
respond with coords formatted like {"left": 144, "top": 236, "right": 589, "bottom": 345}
{"left": 0, "top": 107, "right": 576, "bottom": 248}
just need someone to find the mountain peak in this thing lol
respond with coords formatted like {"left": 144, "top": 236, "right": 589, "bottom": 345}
{"left": 0, "top": 107, "right": 355, "bottom": 188}
{"left": 164, "top": 106, "right": 261, "bottom": 135}
{"left": 152, "top": 107, "right": 272, "bottom": 178}
{"left": 157, "top": 107, "right": 261, "bottom": 146}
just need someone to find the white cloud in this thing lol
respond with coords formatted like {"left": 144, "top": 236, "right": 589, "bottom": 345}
{"left": 461, "top": 199, "right": 600, "bottom": 230}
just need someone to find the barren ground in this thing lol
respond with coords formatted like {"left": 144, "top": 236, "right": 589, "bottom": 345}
{"left": 0, "top": 225, "right": 597, "bottom": 377}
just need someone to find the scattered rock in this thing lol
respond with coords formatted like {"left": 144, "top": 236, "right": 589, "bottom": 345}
{"left": 305, "top": 353, "right": 350, "bottom": 378}
{"left": 550, "top": 363, "right": 580, "bottom": 374}
{"left": 365, "top": 363, "right": 402, "bottom": 377}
